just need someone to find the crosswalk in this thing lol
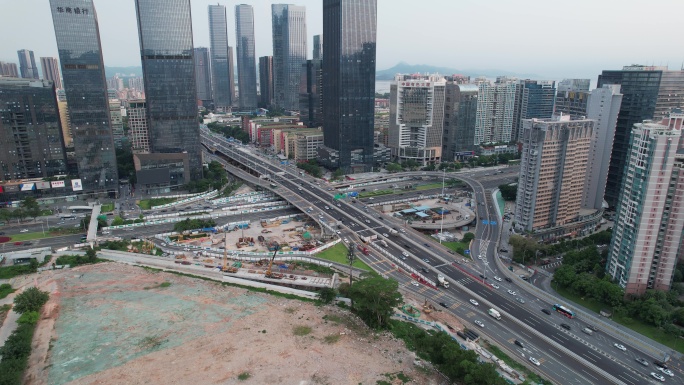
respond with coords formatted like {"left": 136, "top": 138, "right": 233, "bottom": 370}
{"left": 540, "top": 261, "right": 562, "bottom": 269}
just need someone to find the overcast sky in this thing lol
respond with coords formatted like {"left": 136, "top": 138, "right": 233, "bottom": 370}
{"left": 1, "top": 0, "right": 683, "bottom": 80}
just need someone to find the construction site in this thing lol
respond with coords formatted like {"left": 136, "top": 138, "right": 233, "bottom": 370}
{"left": 380, "top": 196, "right": 476, "bottom": 231}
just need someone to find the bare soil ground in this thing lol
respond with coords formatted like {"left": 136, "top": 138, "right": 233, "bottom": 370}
{"left": 24, "top": 262, "right": 441, "bottom": 385}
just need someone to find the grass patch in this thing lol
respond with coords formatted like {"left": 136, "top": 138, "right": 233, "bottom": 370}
{"left": 380, "top": 372, "right": 411, "bottom": 384}
{"left": 323, "top": 334, "right": 340, "bottom": 344}
{"left": 137, "top": 335, "right": 167, "bottom": 351}
{"left": 138, "top": 197, "right": 177, "bottom": 210}
{"left": 284, "top": 307, "right": 297, "bottom": 314}
{"left": 486, "top": 343, "right": 547, "bottom": 384}
{"left": 0, "top": 284, "right": 16, "bottom": 299}
{"left": 0, "top": 264, "right": 37, "bottom": 279}
{"left": 555, "top": 285, "right": 684, "bottom": 354}
{"left": 358, "top": 189, "right": 394, "bottom": 198}
{"left": 415, "top": 183, "right": 444, "bottom": 191}
{"left": 143, "top": 281, "right": 172, "bottom": 290}
{"left": 55, "top": 254, "right": 106, "bottom": 267}
{"left": 293, "top": 325, "right": 312, "bottom": 336}
{"left": 0, "top": 320, "right": 37, "bottom": 384}
{"left": 237, "top": 372, "right": 250, "bottom": 381}
{"left": 100, "top": 203, "right": 115, "bottom": 213}
{"left": 442, "top": 240, "right": 470, "bottom": 255}
{"left": 9, "top": 231, "right": 55, "bottom": 242}
{"left": 315, "top": 243, "right": 372, "bottom": 271}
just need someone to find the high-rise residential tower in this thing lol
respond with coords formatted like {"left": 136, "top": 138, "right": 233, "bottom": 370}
{"left": 515, "top": 80, "right": 556, "bottom": 141}
{"left": 209, "top": 4, "right": 235, "bottom": 109}
{"left": 50, "top": 0, "right": 118, "bottom": 193}
{"left": 555, "top": 78, "right": 591, "bottom": 119}
{"left": 128, "top": 99, "right": 149, "bottom": 153}
{"left": 312, "top": 34, "right": 322, "bottom": 60}
{"left": 0, "top": 62, "right": 19, "bottom": 77}
{"left": 194, "top": 47, "right": 212, "bottom": 106}
{"left": 606, "top": 113, "right": 683, "bottom": 295}
{"left": 258, "top": 56, "right": 274, "bottom": 108}
{"left": 582, "top": 84, "right": 623, "bottom": 210}
{"left": 40, "top": 57, "right": 62, "bottom": 89}
{"left": 17, "top": 49, "right": 39, "bottom": 79}
{"left": 597, "top": 65, "right": 684, "bottom": 206}
{"left": 475, "top": 78, "right": 518, "bottom": 144}
{"left": 0, "top": 78, "right": 67, "bottom": 179}
{"left": 272, "top": 4, "right": 307, "bottom": 111}
{"left": 135, "top": 0, "right": 201, "bottom": 181}
{"left": 389, "top": 74, "right": 446, "bottom": 166}
{"left": 321, "top": 0, "right": 377, "bottom": 172}
{"left": 514, "top": 116, "right": 595, "bottom": 232}
{"left": 235, "top": 4, "right": 257, "bottom": 111}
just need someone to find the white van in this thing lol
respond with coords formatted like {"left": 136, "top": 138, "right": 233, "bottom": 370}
{"left": 582, "top": 327, "right": 593, "bottom": 335}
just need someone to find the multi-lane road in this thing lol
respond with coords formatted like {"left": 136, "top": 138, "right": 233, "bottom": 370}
{"left": 203, "top": 129, "right": 678, "bottom": 385}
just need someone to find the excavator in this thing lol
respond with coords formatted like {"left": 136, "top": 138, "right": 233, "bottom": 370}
{"left": 265, "top": 244, "right": 283, "bottom": 279}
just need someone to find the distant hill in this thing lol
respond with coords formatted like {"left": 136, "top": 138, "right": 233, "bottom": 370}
{"left": 376, "top": 61, "right": 542, "bottom": 80}
{"left": 105, "top": 66, "right": 143, "bottom": 78}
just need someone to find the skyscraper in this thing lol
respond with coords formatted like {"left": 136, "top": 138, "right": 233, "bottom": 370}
{"left": 555, "top": 79, "right": 591, "bottom": 119}
{"left": 128, "top": 99, "right": 149, "bottom": 153}
{"left": 598, "top": 66, "right": 684, "bottom": 205}
{"left": 0, "top": 78, "right": 67, "bottom": 179}
{"left": 135, "top": 0, "right": 201, "bottom": 181}
{"left": 514, "top": 116, "right": 595, "bottom": 232}
{"left": 40, "top": 57, "right": 62, "bottom": 89}
{"left": 321, "top": 0, "right": 377, "bottom": 172}
{"left": 313, "top": 34, "right": 322, "bottom": 60}
{"left": 606, "top": 114, "right": 683, "bottom": 295}
{"left": 0, "top": 62, "right": 19, "bottom": 77}
{"left": 194, "top": 47, "right": 212, "bottom": 106}
{"left": 475, "top": 78, "right": 518, "bottom": 144}
{"left": 582, "top": 84, "right": 622, "bottom": 210}
{"left": 516, "top": 80, "right": 556, "bottom": 141}
{"left": 258, "top": 56, "right": 274, "bottom": 108}
{"left": 299, "top": 58, "right": 322, "bottom": 128}
{"left": 272, "top": 4, "right": 307, "bottom": 111}
{"left": 50, "top": 0, "right": 118, "bottom": 193}
{"left": 208, "top": 4, "right": 235, "bottom": 109}
{"left": 17, "top": 49, "right": 39, "bottom": 79}
{"left": 235, "top": 4, "right": 257, "bottom": 111}
{"left": 389, "top": 74, "right": 446, "bottom": 166}
{"left": 443, "top": 79, "right": 478, "bottom": 159}
{"left": 108, "top": 98, "right": 124, "bottom": 148}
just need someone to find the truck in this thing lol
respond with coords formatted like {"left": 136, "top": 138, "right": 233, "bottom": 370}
{"left": 437, "top": 274, "right": 449, "bottom": 288}
{"left": 356, "top": 244, "right": 370, "bottom": 256}
{"left": 488, "top": 308, "right": 501, "bottom": 320}
{"left": 275, "top": 171, "right": 286, "bottom": 176}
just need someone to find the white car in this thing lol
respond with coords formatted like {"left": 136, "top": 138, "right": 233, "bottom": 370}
{"left": 657, "top": 367, "right": 674, "bottom": 377}
{"left": 19, "top": 229, "right": 28, "bottom": 233}
{"left": 651, "top": 372, "right": 666, "bottom": 382}
{"left": 474, "top": 320, "right": 485, "bottom": 328}
{"left": 491, "top": 283, "right": 500, "bottom": 289}
{"left": 382, "top": 233, "right": 389, "bottom": 237}
{"left": 469, "top": 299, "right": 479, "bottom": 306}
{"left": 343, "top": 238, "right": 349, "bottom": 244}
{"left": 507, "top": 290, "right": 517, "bottom": 295}
{"left": 410, "top": 281, "right": 419, "bottom": 287}
{"left": 336, "top": 230, "right": 341, "bottom": 234}
{"left": 529, "top": 357, "right": 540, "bottom": 366}
{"left": 613, "top": 343, "right": 627, "bottom": 351}
{"left": 477, "top": 255, "right": 483, "bottom": 260}
{"left": 493, "top": 276, "right": 502, "bottom": 282}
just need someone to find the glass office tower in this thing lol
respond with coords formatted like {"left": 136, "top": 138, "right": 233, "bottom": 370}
{"left": 135, "top": 0, "right": 201, "bottom": 180}
{"left": 235, "top": 4, "right": 258, "bottom": 111}
{"left": 272, "top": 4, "right": 307, "bottom": 111}
{"left": 50, "top": 0, "right": 118, "bottom": 193}
{"left": 209, "top": 4, "right": 235, "bottom": 108}
{"left": 322, "top": 0, "right": 377, "bottom": 172}
{"left": 17, "top": 49, "right": 39, "bottom": 79}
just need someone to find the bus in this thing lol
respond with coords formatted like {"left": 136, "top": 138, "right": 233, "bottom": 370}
{"left": 553, "top": 304, "right": 575, "bottom": 319}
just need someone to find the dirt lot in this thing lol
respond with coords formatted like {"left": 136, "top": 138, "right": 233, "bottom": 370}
{"left": 25, "top": 263, "right": 442, "bottom": 385}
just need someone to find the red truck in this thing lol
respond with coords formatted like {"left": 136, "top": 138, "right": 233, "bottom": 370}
{"left": 356, "top": 244, "right": 369, "bottom": 255}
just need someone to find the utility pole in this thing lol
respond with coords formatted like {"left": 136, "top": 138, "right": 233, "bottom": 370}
{"left": 347, "top": 243, "right": 356, "bottom": 286}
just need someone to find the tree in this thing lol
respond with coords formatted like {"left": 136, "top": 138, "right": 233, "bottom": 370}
{"left": 20, "top": 197, "right": 41, "bottom": 221}
{"left": 85, "top": 247, "right": 97, "bottom": 262}
{"left": 498, "top": 184, "right": 517, "bottom": 201}
{"left": 317, "top": 287, "right": 337, "bottom": 304}
{"left": 332, "top": 168, "right": 344, "bottom": 181}
{"left": 386, "top": 163, "right": 402, "bottom": 173}
{"left": 347, "top": 277, "right": 402, "bottom": 329}
{"left": 462, "top": 232, "right": 475, "bottom": 243}
{"left": 13, "top": 286, "right": 50, "bottom": 314}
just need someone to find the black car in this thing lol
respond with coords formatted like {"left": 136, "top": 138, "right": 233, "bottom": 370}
{"left": 505, "top": 277, "right": 512, "bottom": 282}
{"left": 478, "top": 274, "right": 488, "bottom": 280}
{"left": 421, "top": 267, "right": 429, "bottom": 273}
{"left": 499, "top": 248, "right": 508, "bottom": 252}
{"left": 561, "top": 323, "right": 571, "bottom": 330}
{"left": 654, "top": 361, "right": 669, "bottom": 369}
{"left": 514, "top": 340, "right": 525, "bottom": 348}
{"left": 542, "top": 309, "right": 551, "bottom": 315}
{"left": 439, "top": 302, "right": 448, "bottom": 308}
{"left": 404, "top": 244, "right": 411, "bottom": 249}
{"left": 0, "top": 232, "right": 5, "bottom": 235}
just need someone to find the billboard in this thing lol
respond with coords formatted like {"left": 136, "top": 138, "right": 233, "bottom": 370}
{"left": 20, "top": 183, "right": 35, "bottom": 191}
{"left": 51, "top": 180, "right": 65, "bottom": 188}
{"left": 36, "top": 181, "right": 51, "bottom": 190}
{"left": 71, "top": 179, "right": 83, "bottom": 191}
{"left": 4, "top": 185, "right": 19, "bottom": 192}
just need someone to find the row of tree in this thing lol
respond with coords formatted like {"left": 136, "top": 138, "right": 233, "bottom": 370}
{"left": 297, "top": 160, "right": 323, "bottom": 178}
{"left": 206, "top": 122, "right": 250, "bottom": 144}
{"left": 173, "top": 218, "right": 216, "bottom": 232}
{"left": 185, "top": 161, "right": 229, "bottom": 193}
{"left": 0, "top": 197, "right": 43, "bottom": 223}
{"left": 508, "top": 230, "right": 612, "bottom": 265}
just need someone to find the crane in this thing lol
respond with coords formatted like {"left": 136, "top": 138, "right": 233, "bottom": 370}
{"left": 265, "top": 244, "right": 283, "bottom": 279}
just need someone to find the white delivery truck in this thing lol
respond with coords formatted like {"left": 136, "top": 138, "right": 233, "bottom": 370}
{"left": 437, "top": 274, "right": 450, "bottom": 288}
{"left": 488, "top": 308, "right": 501, "bottom": 320}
